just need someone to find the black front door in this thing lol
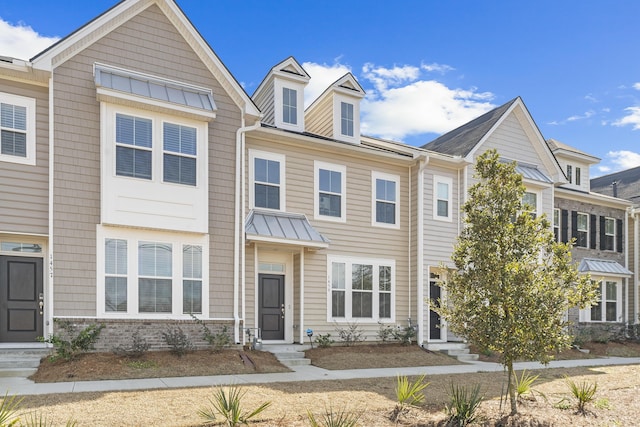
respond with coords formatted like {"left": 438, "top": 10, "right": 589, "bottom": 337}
{"left": 0, "top": 256, "right": 43, "bottom": 342}
{"left": 429, "top": 280, "right": 442, "bottom": 340}
{"left": 258, "top": 274, "right": 285, "bottom": 340}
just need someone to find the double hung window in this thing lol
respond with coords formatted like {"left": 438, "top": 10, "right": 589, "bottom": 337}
{"left": 315, "top": 162, "right": 345, "bottom": 220}
{"left": 604, "top": 217, "right": 615, "bottom": 251}
{"left": 282, "top": 88, "right": 297, "bottom": 125}
{"left": 251, "top": 151, "right": 285, "bottom": 210}
{"left": 0, "top": 93, "right": 36, "bottom": 165}
{"left": 373, "top": 172, "right": 399, "bottom": 227}
{"left": 584, "top": 280, "right": 620, "bottom": 322}
{"left": 341, "top": 102, "right": 354, "bottom": 137}
{"left": 433, "top": 176, "right": 452, "bottom": 221}
{"left": 576, "top": 213, "right": 588, "bottom": 247}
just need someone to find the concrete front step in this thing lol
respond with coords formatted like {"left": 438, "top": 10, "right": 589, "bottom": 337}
{"left": 262, "top": 344, "right": 312, "bottom": 368}
{"left": 0, "top": 348, "right": 50, "bottom": 370}
{"left": 424, "top": 342, "right": 479, "bottom": 363}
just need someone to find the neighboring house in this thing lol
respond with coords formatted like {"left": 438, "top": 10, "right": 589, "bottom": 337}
{"left": 592, "top": 166, "right": 640, "bottom": 329}
{"left": 548, "top": 139, "right": 633, "bottom": 336}
{"left": 0, "top": 0, "right": 261, "bottom": 348}
{"left": 244, "top": 57, "right": 421, "bottom": 343}
{"left": 418, "top": 97, "right": 564, "bottom": 346}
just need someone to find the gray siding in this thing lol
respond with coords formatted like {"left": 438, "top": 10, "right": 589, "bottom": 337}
{"left": 482, "top": 113, "right": 543, "bottom": 166}
{"left": 52, "top": 5, "right": 240, "bottom": 317}
{"left": 0, "top": 80, "right": 49, "bottom": 235}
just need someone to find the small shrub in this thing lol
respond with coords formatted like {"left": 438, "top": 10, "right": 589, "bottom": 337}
{"left": 392, "top": 324, "right": 417, "bottom": 346}
{"left": 112, "top": 330, "right": 150, "bottom": 358}
{"left": 38, "top": 319, "right": 105, "bottom": 361}
{"left": 445, "top": 383, "right": 483, "bottom": 427}
{"left": 377, "top": 322, "right": 395, "bottom": 342}
{"left": 0, "top": 392, "right": 22, "bottom": 426}
{"left": 334, "top": 321, "right": 364, "bottom": 346}
{"left": 392, "top": 374, "right": 429, "bottom": 421}
{"left": 199, "top": 384, "right": 271, "bottom": 427}
{"left": 307, "top": 405, "right": 362, "bottom": 427}
{"left": 22, "top": 412, "right": 78, "bottom": 427}
{"left": 315, "top": 333, "right": 334, "bottom": 348}
{"left": 192, "top": 315, "right": 232, "bottom": 352}
{"left": 515, "top": 370, "right": 540, "bottom": 401}
{"left": 162, "top": 326, "right": 194, "bottom": 357}
{"left": 565, "top": 377, "right": 597, "bottom": 414}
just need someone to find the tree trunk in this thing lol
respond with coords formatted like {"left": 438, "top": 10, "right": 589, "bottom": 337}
{"left": 507, "top": 361, "right": 517, "bottom": 415}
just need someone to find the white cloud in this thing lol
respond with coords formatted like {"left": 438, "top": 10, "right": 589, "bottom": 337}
{"left": 613, "top": 106, "right": 640, "bottom": 130}
{"left": 606, "top": 150, "right": 640, "bottom": 170}
{"left": 566, "top": 110, "right": 595, "bottom": 122}
{"left": 597, "top": 165, "right": 611, "bottom": 174}
{"left": 633, "top": 82, "right": 640, "bottom": 91}
{"left": 301, "top": 61, "right": 495, "bottom": 143}
{"left": 361, "top": 77, "right": 495, "bottom": 140}
{"left": 0, "top": 18, "right": 59, "bottom": 60}
{"left": 302, "top": 61, "right": 352, "bottom": 108}
{"left": 362, "top": 63, "right": 420, "bottom": 92}
{"left": 584, "top": 93, "right": 598, "bottom": 102}
{"left": 421, "top": 62, "right": 455, "bottom": 74}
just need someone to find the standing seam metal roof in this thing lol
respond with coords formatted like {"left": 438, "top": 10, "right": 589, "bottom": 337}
{"left": 578, "top": 258, "right": 632, "bottom": 276}
{"left": 245, "top": 210, "right": 330, "bottom": 246}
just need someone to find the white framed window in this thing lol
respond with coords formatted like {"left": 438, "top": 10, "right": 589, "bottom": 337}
{"left": 522, "top": 191, "right": 538, "bottom": 219}
{"left": 282, "top": 87, "right": 297, "bottom": 125}
{"left": 576, "top": 212, "right": 588, "bottom": 248}
{"left": 581, "top": 279, "right": 622, "bottom": 322}
{"left": 553, "top": 209, "right": 560, "bottom": 242}
{"left": 566, "top": 165, "right": 572, "bottom": 184}
{"left": 340, "top": 102, "right": 354, "bottom": 137}
{"left": 575, "top": 167, "right": 581, "bottom": 186}
{"left": 250, "top": 150, "right": 285, "bottom": 211}
{"left": 372, "top": 171, "right": 400, "bottom": 228}
{"left": 0, "top": 92, "right": 36, "bottom": 165}
{"left": 314, "top": 161, "right": 346, "bottom": 221}
{"left": 604, "top": 217, "right": 615, "bottom": 251}
{"left": 327, "top": 255, "right": 395, "bottom": 322}
{"left": 114, "top": 112, "right": 198, "bottom": 186}
{"left": 433, "top": 176, "right": 452, "bottom": 221}
{"left": 97, "top": 226, "right": 208, "bottom": 318}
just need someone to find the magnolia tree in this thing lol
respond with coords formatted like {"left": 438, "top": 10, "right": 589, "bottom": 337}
{"left": 435, "top": 149, "right": 597, "bottom": 415}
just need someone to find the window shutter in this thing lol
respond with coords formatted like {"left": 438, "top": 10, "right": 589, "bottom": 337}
{"left": 561, "top": 209, "right": 569, "bottom": 243}
{"left": 571, "top": 211, "right": 578, "bottom": 241}
{"left": 589, "top": 214, "right": 597, "bottom": 249}
{"left": 617, "top": 219, "right": 624, "bottom": 253}
{"left": 599, "top": 216, "right": 606, "bottom": 250}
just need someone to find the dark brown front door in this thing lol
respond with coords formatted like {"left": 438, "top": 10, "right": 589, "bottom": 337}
{"left": 0, "top": 256, "right": 43, "bottom": 342}
{"left": 429, "top": 280, "right": 442, "bottom": 340}
{"left": 258, "top": 274, "right": 285, "bottom": 340}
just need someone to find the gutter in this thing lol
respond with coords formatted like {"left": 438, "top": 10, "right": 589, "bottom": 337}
{"left": 234, "top": 113, "right": 262, "bottom": 344}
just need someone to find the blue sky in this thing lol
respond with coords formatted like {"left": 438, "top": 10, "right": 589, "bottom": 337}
{"left": 1, "top": 1, "right": 639, "bottom": 176}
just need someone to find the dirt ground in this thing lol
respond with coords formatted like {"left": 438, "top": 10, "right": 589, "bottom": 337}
{"left": 13, "top": 342, "right": 640, "bottom": 426}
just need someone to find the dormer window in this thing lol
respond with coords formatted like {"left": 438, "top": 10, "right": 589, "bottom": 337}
{"left": 282, "top": 88, "right": 298, "bottom": 125}
{"left": 575, "top": 167, "right": 581, "bottom": 186}
{"left": 341, "top": 102, "right": 354, "bottom": 137}
{"left": 566, "top": 165, "right": 572, "bottom": 183}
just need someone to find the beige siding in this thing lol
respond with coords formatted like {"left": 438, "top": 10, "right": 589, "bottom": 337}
{"left": 305, "top": 94, "right": 333, "bottom": 138}
{"left": 629, "top": 220, "right": 637, "bottom": 322}
{"left": 252, "top": 80, "right": 275, "bottom": 126}
{"left": 481, "top": 113, "right": 543, "bottom": 166}
{"left": 0, "top": 79, "right": 49, "bottom": 235}
{"left": 244, "top": 135, "right": 412, "bottom": 338}
{"left": 52, "top": 5, "right": 240, "bottom": 317}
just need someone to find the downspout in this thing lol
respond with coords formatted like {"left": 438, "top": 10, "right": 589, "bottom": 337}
{"left": 408, "top": 165, "right": 412, "bottom": 323}
{"left": 234, "top": 112, "right": 261, "bottom": 344}
{"left": 627, "top": 208, "right": 640, "bottom": 325}
{"left": 625, "top": 207, "right": 629, "bottom": 326}
{"left": 416, "top": 155, "right": 428, "bottom": 346}
{"left": 299, "top": 248, "right": 305, "bottom": 344}
{"left": 47, "top": 76, "right": 54, "bottom": 339}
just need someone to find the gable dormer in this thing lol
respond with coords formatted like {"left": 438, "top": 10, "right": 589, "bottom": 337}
{"left": 252, "top": 57, "right": 309, "bottom": 132}
{"left": 305, "top": 73, "right": 365, "bottom": 144}
{"left": 547, "top": 139, "right": 600, "bottom": 192}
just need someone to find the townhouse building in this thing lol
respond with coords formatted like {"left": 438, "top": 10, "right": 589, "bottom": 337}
{"left": 0, "top": 0, "right": 636, "bottom": 351}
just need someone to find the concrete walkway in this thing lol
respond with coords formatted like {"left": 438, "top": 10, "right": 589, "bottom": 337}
{"left": 2, "top": 357, "right": 639, "bottom": 396}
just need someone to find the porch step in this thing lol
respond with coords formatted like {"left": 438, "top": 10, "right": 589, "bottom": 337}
{"left": 0, "top": 348, "right": 51, "bottom": 373}
{"left": 424, "top": 342, "right": 479, "bottom": 362}
{"left": 263, "top": 344, "right": 312, "bottom": 368}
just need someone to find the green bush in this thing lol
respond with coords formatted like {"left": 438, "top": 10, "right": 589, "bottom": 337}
{"left": 392, "top": 374, "right": 429, "bottom": 421}
{"left": 191, "top": 315, "right": 232, "bottom": 352}
{"left": 377, "top": 323, "right": 395, "bottom": 342}
{"left": 445, "top": 383, "right": 483, "bottom": 426}
{"left": 307, "top": 405, "right": 362, "bottom": 427}
{"left": 565, "top": 377, "right": 597, "bottom": 414}
{"left": 161, "top": 326, "right": 194, "bottom": 357}
{"left": 38, "top": 319, "right": 105, "bottom": 361}
{"left": 334, "top": 321, "right": 364, "bottom": 346}
{"left": 515, "top": 370, "right": 540, "bottom": 401}
{"left": 199, "top": 384, "right": 271, "bottom": 427}
{"left": 314, "top": 334, "right": 334, "bottom": 348}
{"left": 112, "top": 330, "right": 150, "bottom": 358}
{"left": 392, "top": 325, "right": 417, "bottom": 346}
